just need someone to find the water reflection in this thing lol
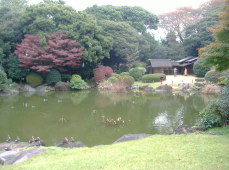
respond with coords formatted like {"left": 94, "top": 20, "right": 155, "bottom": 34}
{"left": 0, "top": 90, "right": 217, "bottom": 146}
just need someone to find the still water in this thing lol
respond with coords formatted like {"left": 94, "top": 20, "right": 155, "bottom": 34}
{"left": 0, "top": 90, "right": 216, "bottom": 146}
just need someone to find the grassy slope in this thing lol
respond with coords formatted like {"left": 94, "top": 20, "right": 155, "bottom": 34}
{"left": 2, "top": 126, "right": 229, "bottom": 170}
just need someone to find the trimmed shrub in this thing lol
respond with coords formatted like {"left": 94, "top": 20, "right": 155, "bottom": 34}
{"left": 120, "top": 72, "right": 130, "bottom": 76}
{"left": 129, "top": 67, "right": 146, "bottom": 81}
{"left": 142, "top": 73, "right": 166, "bottom": 83}
{"left": 134, "top": 62, "right": 146, "bottom": 68}
{"left": 26, "top": 73, "right": 43, "bottom": 87}
{"left": 111, "top": 73, "right": 121, "bottom": 79}
{"left": 92, "top": 65, "right": 113, "bottom": 84}
{"left": 0, "top": 69, "right": 10, "bottom": 92}
{"left": 204, "top": 70, "right": 229, "bottom": 83}
{"left": 61, "top": 73, "right": 71, "bottom": 82}
{"left": 193, "top": 60, "right": 211, "bottom": 77}
{"left": 119, "top": 75, "right": 135, "bottom": 87}
{"left": 107, "top": 76, "right": 118, "bottom": 83}
{"left": 69, "top": 74, "right": 89, "bottom": 90}
{"left": 46, "top": 69, "right": 61, "bottom": 85}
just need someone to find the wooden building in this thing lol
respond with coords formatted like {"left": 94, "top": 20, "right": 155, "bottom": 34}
{"left": 148, "top": 56, "right": 197, "bottom": 75}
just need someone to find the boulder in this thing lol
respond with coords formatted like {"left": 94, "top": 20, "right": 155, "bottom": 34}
{"left": 190, "top": 126, "right": 207, "bottom": 132}
{"left": 195, "top": 78, "right": 205, "bottom": 82}
{"left": 114, "top": 134, "right": 152, "bottom": 143}
{"left": 57, "top": 141, "right": 85, "bottom": 148}
{"left": 2, "top": 149, "right": 45, "bottom": 165}
{"left": 21, "top": 85, "right": 36, "bottom": 92}
{"left": 0, "top": 142, "right": 30, "bottom": 151}
{"left": 55, "top": 82, "right": 70, "bottom": 91}
{"left": 139, "top": 85, "right": 153, "bottom": 92}
{"left": 178, "top": 83, "right": 190, "bottom": 90}
{"left": 174, "top": 124, "right": 194, "bottom": 134}
{"left": 155, "top": 85, "right": 172, "bottom": 92}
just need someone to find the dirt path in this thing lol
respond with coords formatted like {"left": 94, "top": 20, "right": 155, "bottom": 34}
{"left": 163, "top": 75, "right": 197, "bottom": 84}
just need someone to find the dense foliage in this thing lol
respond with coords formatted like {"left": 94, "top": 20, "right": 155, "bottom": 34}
{"left": 129, "top": 67, "right": 146, "bottom": 81}
{"left": 46, "top": 69, "right": 61, "bottom": 85}
{"left": 193, "top": 60, "right": 211, "bottom": 77}
{"left": 0, "top": 69, "right": 10, "bottom": 92}
{"left": 92, "top": 65, "right": 113, "bottom": 84}
{"left": 69, "top": 74, "right": 89, "bottom": 90}
{"left": 26, "top": 72, "right": 43, "bottom": 87}
{"left": 142, "top": 74, "right": 166, "bottom": 83}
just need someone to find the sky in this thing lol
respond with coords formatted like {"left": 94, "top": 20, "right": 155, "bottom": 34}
{"left": 29, "top": 0, "right": 211, "bottom": 15}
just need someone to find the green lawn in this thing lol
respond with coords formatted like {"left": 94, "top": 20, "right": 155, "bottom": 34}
{"left": 2, "top": 126, "right": 229, "bottom": 170}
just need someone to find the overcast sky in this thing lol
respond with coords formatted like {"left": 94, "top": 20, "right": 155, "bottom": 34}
{"left": 29, "top": 0, "right": 210, "bottom": 14}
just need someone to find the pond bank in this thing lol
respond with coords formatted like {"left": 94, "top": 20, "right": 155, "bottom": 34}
{"left": 1, "top": 126, "right": 228, "bottom": 169}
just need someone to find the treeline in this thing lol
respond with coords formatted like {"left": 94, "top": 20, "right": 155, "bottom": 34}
{"left": 0, "top": 0, "right": 226, "bottom": 82}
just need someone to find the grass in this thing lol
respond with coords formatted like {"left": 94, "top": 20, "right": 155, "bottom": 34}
{"left": 2, "top": 126, "right": 229, "bottom": 170}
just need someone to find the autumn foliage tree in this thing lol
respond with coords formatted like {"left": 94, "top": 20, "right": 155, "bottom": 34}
{"left": 92, "top": 65, "right": 113, "bottom": 84}
{"left": 15, "top": 33, "right": 83, "bottom": 72}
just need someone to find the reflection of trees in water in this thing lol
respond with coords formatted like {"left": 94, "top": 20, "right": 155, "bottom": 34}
{"left": 71, "top": 90, "right": 90, "bottom": 105}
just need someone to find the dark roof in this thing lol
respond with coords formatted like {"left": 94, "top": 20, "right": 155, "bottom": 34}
{"left": 149, "top": 59, "right": 173, "bottom": 68}
{"left": 176, "top": 56, "right": 197, "bottom": 63}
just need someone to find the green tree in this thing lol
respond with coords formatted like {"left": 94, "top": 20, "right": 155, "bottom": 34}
{"left": 193, "top": 59, "right": 211, "bottom": 77}
{"left": 84, "top": 5, "right": 158, "bottom": 34}
{"left": 199, "top": 1, "right": 229, "bottom": 71}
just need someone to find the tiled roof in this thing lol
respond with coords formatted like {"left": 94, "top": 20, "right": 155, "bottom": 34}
{"left": 149, "top": 59, "right": 173, "bottom": 68}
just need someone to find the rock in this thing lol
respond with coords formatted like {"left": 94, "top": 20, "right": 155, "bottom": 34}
{"left": 193, "top": 83, "right": 205, "bottom": 90}
{"left": 190, "top": 126, "right": 207, "bottom": 131}
{"left": 0, "top": 92, "right": 10, "bottom": 97}
{"left": 178, "top": 83, "right": 190, "bottom": 90}
{"left": 155, "top": 85, "right": 172, "bottom": 92}
{"left": 57, "top": 141, "right": 85, "bottom": 148}
{"left": 207, "top": 132, "right": 224, "bottom": 135}
{"left": 0, "top": 150, "right": 21, "bottom": 161}
{"left": 35, "top": 85, "right": 54, "bottom": 93}
{"left": 55, "top": 82, "right": 70, "bottom": 91}
{"left": 174, "top": 124, "right": 194, "bottom": 134}
{"left": 0, "top": 157, "right": 5, "bottom": 165}
{"left": 4, "top": 149, "right": 45, "bottom": 165}
{"left": 139, "top": 85, "right": 153, "bottom": 92}
{"left": 114, "top": 134, "right": 152, "bottom": 143}
{"left": 195, "top": 78, "right": 205, "bottom": 82}
{"left": 201, "top": 84, "right": 221, "bottom": 94}
{"left": 21, "top": 85, "right": 36, "bottom": 92}
{"left": 0, "top": 142, "right": 30, "bottom": 151}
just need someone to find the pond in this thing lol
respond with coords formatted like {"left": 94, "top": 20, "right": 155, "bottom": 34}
{"left": 0, "top": 90, "right": 216, "bottom": 147}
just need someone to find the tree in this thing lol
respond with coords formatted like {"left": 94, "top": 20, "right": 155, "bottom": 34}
{"left": 84, "top": 5, "right": 158, "bottom": 34}
{"left": 92, "top": 65, "right": 113, "bottom": 83}
{"left": 15, "top": 33, "right": 83, "bottom": 72}
{"left": 199, "top": 0, "right": 229, "bottom": 71}
{"left": 19, "top": 1, "right": 112, "bottom": 64}
{"left": 159, "top": 7, "right": 200, "bottom": 42}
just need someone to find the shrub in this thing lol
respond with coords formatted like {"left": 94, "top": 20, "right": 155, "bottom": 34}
{"left": 129, "top": 67, "right": 146, "bottom": 81}
{"left": 120, "top": 72, "right": 130, "bottom": 76}
{"left": 118, "top": 75, "right": 135, "bottom": 87}
{"left": 134, "top": 62, "right": 146, "bottom": 68}
{"left": 69, "top": 74, "right": 89, "bottom": 90}
{"left": 26, "top": 73, "right": 43, "bottom": 87}
{"left": 46, "top": 69, "right": 61, "bottom": 85}
{"left": 0, "top": 69, "right": 10, "bottom": 92}
{"left": 107, "top": 76, "right": 118, "bottom": 83}
{"left": 142, "top": 73, "right": 166, "bottom": 83}
{"left": 193, "top": 60, "right": 211, "bottom": 77}
{"left": 111, "top": 73, "right": 121, "bottom": 79}
{"left": 204, "top": 70, "right": 229, "bottom": 83}
{"left": 92, "top": 65, "right": 113, "bottom": 84}
{"left": 61, "top": 73, "right": 71, "bottom": 82}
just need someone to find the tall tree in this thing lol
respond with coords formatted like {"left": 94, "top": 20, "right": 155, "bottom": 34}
{"left": 199, "top": 0, "right": 229, "bottom": 71}
{"left": 84, "top": 5, "right": 158, "bottom": 34}
{"left": 15, "top": 33, "right": 83, "bottom": 72}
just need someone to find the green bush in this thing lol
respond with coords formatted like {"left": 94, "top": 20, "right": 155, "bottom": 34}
{"left": 46, "top": 69, "right": 61, "bottom": 85}
{"left": 69, "top": 74, "right": 89, "bottom": 90}
{"left": 26, "top": 73, "right": 43, "bottom": 87}
{"left": 0, "top": 69, "right": 10, "bottom": 92}
{"left": 120, "top": 72, "right": 130, "bottom": 76}
{"left": 61, "top": 73, "right": 71, "bottom": 82}
{"left": 142, "top": 73, "right": 166, "bottom": 83}
{"left": 111, "top": 73, "right": 121, "bottom": 79}
{"left": 119, "top": 75, "right": 135, "bottom": 87}
{"left": 204, "top": 70, "right": 229, "bottom": 83}
{"left": 193, "top": 60, "right": 211, "bottom": 77}
{"left": 134, "top": 62, "right": 146, "bottom": 68}
{"left": 129, "top": 67, "right": 146, "bottom": 81}
{"left": 107, "top": 76, "right": 118, "bottom": 83}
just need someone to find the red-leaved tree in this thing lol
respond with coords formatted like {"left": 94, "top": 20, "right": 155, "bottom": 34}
{"left": 15, "top": 33, "right": 83, "bottom": 72}
{"left": 92, "top": 65, "right": 113, "bottom": 84}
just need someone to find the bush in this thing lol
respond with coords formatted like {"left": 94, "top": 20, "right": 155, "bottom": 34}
{"left": 193, "top": 60, "right": 211, "bottom": 77}
{"left": 69, "top": 74, "right": 89, "bottom": 90}
{"left": 26, "top": 73, "right": 43, "bottom": 87}
{"left": 129, "top": 67, "right": 146, "bottom": 81}
{"left": 92, "top": 65, "right": 113, "bottom": 84}
{"left": 120, "top": 72, "right": 130, "bottom": 76}
{"left": 204, "top": 70, "right": 229, "bottom": 83}
{"left": 107, "top": 76, "right": 118, "bottom": 83}
{"left": 0, "top": 69, "right": 10, "bottom": 92}
{"left": 46, "top": 69, "right": 61, "bottom": 85}
{"left": 61, "top": 73, "right": 71, "bottom": 82}
{"left": 111, "top": 73, "right": 121, "bottom": 79}
{"left": 142, "top": 73, "right": 166, "bottom": 83}
{"left": 134, "top": 62, "right": 146, "bottom": 68}
{"left": 118, "top": 75, "right": 135, "bottom": 87}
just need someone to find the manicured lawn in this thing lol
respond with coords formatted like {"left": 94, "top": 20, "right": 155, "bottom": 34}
{"left": 3, "top": 126, "right": 229, "bottom": 170}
